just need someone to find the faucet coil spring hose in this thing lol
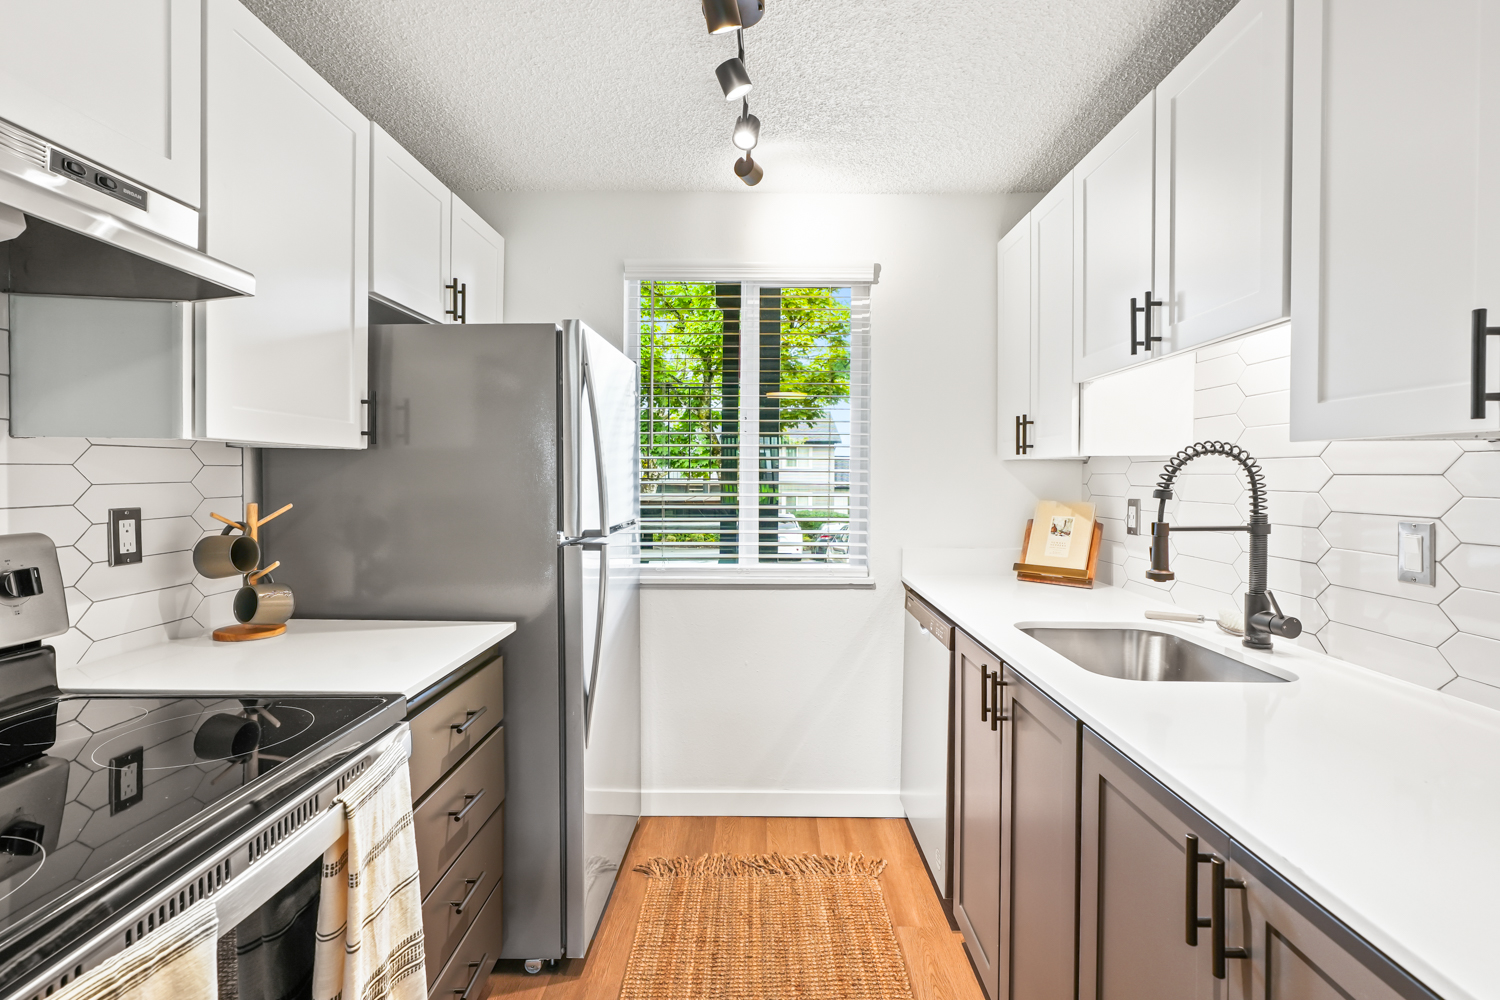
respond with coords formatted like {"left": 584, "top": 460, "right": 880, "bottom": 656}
{"left": 1152, "top": 440, "right": 1270, "bottom": 594}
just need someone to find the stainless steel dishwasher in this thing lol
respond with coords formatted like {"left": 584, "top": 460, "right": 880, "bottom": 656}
{"left": 900, "top": 587, "right": 956, "bottom": 914}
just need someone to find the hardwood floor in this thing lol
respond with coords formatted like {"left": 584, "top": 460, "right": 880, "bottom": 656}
{"left": 486, "top": 816, "right": 986, "bottom": 1000}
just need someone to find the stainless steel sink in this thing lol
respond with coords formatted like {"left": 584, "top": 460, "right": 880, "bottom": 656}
{"left": 1021, "top": 627, "right": 1289, "bottom": 683}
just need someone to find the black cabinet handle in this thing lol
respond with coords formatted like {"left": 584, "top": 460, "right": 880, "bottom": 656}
{"left": 1131, "top": 291, "right": 1163, "bottom": 355}
{"left": 452, "top": 705, "right": 488, "bottom": 735}
{"left": 1472, "top": 308, "right": 1500, "bottom": 418}
{"left": 1014, "top": 414, "right": 1034, "bottom": 455}
{"left": 458, "top": 281, "right": 469, "bottom": 324}
{"left": 450, "top": 788, "right": 485, "bottom": 823}
{"left": 453, "top": 952, "right": 490, "bottom": 998}
{"left": 445, "top": 279, "right": 461, "bottom": 321}
{"left": 1184, "top": 834, "right": 1213, "bottom": 945}
{"left": 980, "top": 665, "right": 992, "bottom": 723}
{"left": 992, "top": 673, "right": 1007, "bottom": 729}
{"left": 1211, "top": 857, "right": 1249, "bottom": 978}
{"left": 450, "top": 870, "right": 487, "bottom": 914}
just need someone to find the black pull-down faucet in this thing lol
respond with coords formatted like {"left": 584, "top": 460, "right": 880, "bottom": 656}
{"left": 1145, "top": 441, "right": 1301, "bottom": 650}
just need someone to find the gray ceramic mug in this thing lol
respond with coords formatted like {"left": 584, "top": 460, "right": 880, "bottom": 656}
{"left": 193, "top": 527, "right": 260, "bottom": 579}
{"left": 233, "top": 580, "right": 295, "bottom": 625}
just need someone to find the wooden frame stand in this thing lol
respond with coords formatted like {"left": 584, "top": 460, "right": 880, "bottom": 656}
{"left": 1013, "top": 519, "right": 1104, "bottom": 589}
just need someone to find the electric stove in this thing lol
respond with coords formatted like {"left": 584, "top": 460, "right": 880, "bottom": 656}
{"left": 0, "top": 533, "right": 405, "bottom": 999}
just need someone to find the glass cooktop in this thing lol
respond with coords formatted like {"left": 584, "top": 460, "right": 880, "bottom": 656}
{"left": 0, "top": 668, "right": 400, "bottom": 995}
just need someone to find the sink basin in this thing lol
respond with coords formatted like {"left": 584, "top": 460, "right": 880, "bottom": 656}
{"left": 1020, "top": 627, "right": 1289, "bottom": 683}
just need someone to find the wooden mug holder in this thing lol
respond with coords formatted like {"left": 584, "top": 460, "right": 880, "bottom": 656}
{"left": 207, "top": 501, "right": 293, "bottom": 641}
{"left": 1013, "top": 518, "right": 1104, "bottom": 589}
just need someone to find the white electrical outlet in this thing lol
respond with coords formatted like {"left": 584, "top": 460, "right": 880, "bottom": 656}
{"left": 108, "top": 508, "right": 143, "bottom": 566}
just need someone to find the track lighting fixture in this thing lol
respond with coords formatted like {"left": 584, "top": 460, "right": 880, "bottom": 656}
{"left": 702, "top": 13, "right": 769, "bottom": 184}
{"left": 716, "top": 56, "right": 752, "bottom": 101}
{"left": 733, "top": 103, "right": 760, "bottom": 150}
{"left": 734, "top": 153, "right": 764, "bottom": 186}
{"left": 702, "top": 0, "right": 741, "bottom": 35}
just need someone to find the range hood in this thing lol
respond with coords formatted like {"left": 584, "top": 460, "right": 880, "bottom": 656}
{"left": 0, "top": 118, "right": 253, "bottom": 301}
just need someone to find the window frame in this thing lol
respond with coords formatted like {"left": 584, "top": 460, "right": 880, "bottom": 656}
{"left": 625, "top": 262, "right": 877, "bottom": 588}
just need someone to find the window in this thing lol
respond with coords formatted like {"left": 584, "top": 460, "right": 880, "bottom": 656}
{"left": 628, "top": 267, "right": 873, "bottom": 582}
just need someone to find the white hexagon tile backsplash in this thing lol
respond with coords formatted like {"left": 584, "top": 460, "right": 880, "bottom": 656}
{"left": 0, "top": 321, "right": 245, "bottom": 669}
{"left": 1084, "top": 323, "right": 1500, "bottom": 712}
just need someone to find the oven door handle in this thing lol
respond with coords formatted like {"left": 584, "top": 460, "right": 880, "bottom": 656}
{"left": 212, "top": 724, "right": 411, "bottom": 930}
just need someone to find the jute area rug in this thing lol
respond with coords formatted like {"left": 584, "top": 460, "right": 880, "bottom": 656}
{"left": 618, "top": 853, "right": 915, "bottom": 1000}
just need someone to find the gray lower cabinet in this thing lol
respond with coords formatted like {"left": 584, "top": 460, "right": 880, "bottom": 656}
{"left": 1079, "top": 729, "right": 1222, "bottom": 1000}
{"left": 953, "top": 630, "right": 1002, "bottom": 999}
{"left": 998, "top": 666, "right": 1078, "bottom": 1000}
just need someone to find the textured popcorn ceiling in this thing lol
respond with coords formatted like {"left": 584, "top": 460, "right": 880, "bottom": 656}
{"left": 239, "top": 0, "right": 1237, "bottom": 193}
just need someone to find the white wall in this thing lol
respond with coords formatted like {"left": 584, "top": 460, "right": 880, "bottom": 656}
{"left": 461, "top": 191, "right": 1079, "bottom": 815}
{"left": 1085, "top": 323, "right": 1500, "bottom": 713}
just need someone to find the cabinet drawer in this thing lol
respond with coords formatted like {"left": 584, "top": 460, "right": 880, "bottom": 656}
{"left": 427, "top": 878, "right": 502, "bottom": 1000}
{"left": 422, "top": 805, "right": 504, "bottom": 980}
{"left": 414, "top": 725, "right": 504, "bottom": 890}
{"left": 408, "top": 656, "right": 504, "bottom": 802}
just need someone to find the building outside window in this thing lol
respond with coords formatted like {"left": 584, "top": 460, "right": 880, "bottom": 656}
{"left": 626, "top": 265, "right": 874, "bottom": 583}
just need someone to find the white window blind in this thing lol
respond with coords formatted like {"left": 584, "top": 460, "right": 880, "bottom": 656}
{"left": 631, "top": 275, "right": 872, "bottom": 582}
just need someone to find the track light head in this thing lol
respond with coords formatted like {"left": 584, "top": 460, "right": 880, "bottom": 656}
{"left": 716, "top": 57, "right": 753, "bottom": 101}
{"left": 702, "top": 0, "right": 741, "bottom": 34}
{"left": 736, "top": 0, "right": 765, "bottom": 28}
{"left": 732, "top": 111, "right": 761, "bottom": 150}
{"left": 734, "top": 153, "right": 764, "bottom": 186}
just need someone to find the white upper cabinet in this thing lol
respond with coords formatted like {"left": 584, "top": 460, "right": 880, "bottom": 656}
{"left": 998, "top": 214, "right": 1033, "bottom": 455}
{"left": 451, "top": 196, "right": 505, "bottom": 325}
{"left": 1290, "top": 0, "right": 1500, "bottom": 440}
{"left": 1154, "top": 0, "right": 1290, "bottom": 354}
{"left": 199, "top": 0, "right": 370, "bottom": 448}
{"left": 1030, "top": 175, "right": 1078, "bottom": 457}
{"left": 371, "top": 123, "right": 452, "bottom": 323}
{"left": 0, "top": 0, "right": 202, "bottom": 207}
{"left": 1073, "top": 93, "right": 1156, "bottom": 382}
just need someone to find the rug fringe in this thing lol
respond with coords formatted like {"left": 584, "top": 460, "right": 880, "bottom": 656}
{"left": 633, "top": 852, "right": 889, "bottom": 878}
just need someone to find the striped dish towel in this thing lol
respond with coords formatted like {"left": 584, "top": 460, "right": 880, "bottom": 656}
{"left": 312, "top": 737, "right": 426, "bottom": 1000}
{"left": 54, "top": 898, "right": 218, "bottom": 1000}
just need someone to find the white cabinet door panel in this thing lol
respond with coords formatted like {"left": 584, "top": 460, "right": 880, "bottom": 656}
{"left": 1031, "top": 176, "right": 1078, "bottom": 457}
{"left": 1074, "top": 93, "right": 1157, "bottom": 382}
{"left": 371, "top": 123, "right": 451, "bottom": 323}
{"left": 1290, "top": 0, "right": 1500, "bottom": 439}
{"left": 451, "top": 196, "right": 504, "bottom": 325}
{"left": 1155, "top": 0, "right": 1289, "bottom": 353}
{"left": 200, "top": 0, "right": 369, "bottom": 448}
{"left": 0, "top": 0, "right": 201, "bottom": 206}
{"left": 999, "top": 216, "right": 1033, "bottom": 455}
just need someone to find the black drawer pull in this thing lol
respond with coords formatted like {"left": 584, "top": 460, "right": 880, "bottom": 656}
{"left": 450, "top": 871, "right": 487, "bottom": 915}
{"left": 1184, "top": 834, "right": 1213, "bottom": 945}
{"left": 452, "top": 705, "right": 488, "bottom": 735}
{"left": 980, "top": 665, "right": 992, "bottom": 723}
{"left": 453, "top": 952, "right": 489, "bottom": 999}
{"left": 1211, "top": 857, "right": 1249, "bottom": 978}
{"left": 1472, "top": 308, "right": 1500, "bottom": 418}
{"left": 450, "top": 788, "right": 485, "bottom": 823}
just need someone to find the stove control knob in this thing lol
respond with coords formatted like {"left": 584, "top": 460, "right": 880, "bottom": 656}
{"left": 0, "top": 568, "right": 43, "bottom": 599}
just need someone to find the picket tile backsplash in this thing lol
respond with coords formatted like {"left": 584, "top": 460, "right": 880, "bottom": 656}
{"left": 1084, "top": 323, "right": 1500, "bottom": 712}
{"left": 0, "top": 314, "right": 245, "bottom": 668}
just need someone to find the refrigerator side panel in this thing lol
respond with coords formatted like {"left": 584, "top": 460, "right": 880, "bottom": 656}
{"left": 261, "top": 322, "right": 568, "bottom": 961}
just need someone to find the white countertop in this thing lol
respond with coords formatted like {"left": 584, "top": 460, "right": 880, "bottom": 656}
{"left": 58, "top": 620, "right": 517, "bottom": 700}
{"left": 902, "top": 548, "right": 1500, "bottom": 1000}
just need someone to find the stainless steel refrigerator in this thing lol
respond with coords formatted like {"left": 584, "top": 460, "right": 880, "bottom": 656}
{"left": 261, "top": 320, "right": 640, "bottom": 965}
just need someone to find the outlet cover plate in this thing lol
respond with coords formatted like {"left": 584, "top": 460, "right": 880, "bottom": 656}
{"left": 108, "top": 508, "right": 142, "bottom": 566}
{"left": 1126, "top": 499, "right": 1141, "bottom": 535}
{"left": 110, "top": 746, "right": 144, "bottom": 814}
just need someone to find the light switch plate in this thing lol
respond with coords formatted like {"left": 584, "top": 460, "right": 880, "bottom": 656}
{"left": 1126, "top": 499, "right": 1141, "bottom": 535}
{"left": 108, "top": 508, "right": 142, "bottom": 566}
{"left": 1396, "top": 521, "right": 1436, "bottom": 586}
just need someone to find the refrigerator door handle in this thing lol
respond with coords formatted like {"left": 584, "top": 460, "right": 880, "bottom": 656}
{"left": 582, "top": 340, "right": 610, "bottom": 536}
{"left": 583, "top": 541, "right": 608, "bottom": 747}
